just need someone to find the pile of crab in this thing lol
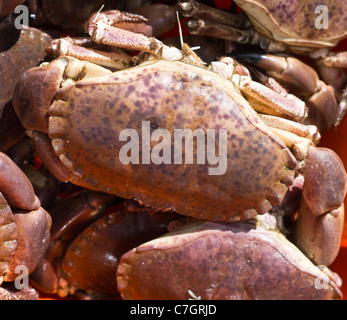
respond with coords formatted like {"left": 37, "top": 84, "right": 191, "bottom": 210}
{"left": 0, "top": 0, "right": 347, "bottom": 299}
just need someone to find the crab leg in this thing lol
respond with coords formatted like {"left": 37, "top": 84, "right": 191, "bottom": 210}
{"left": 50, "top": 38, "right": 136, "bottom": 70}
{"left": 316, "top": 64, "right": 347, "bottom": 101}
{"left": 90, "top": 22, "right": 164, "bottom": 55}
{"left": 185, "top": 17, "right": 256, "bottom": 44}
{"left": 238, "top": 80, "right": 307, "bottom": 122}
{"left": 245, "top": 65, "right": 290, "bottom": 97}
{"left": 319, "top": 51, "right": 347, "bottom": 69}
{"left": 315, "top": 64, "right": 347, "bottom": 127}
{"left": 257, "top": 114, "right": 320, "bottom": 143}
{"left": 0, "top": 193, "right": 16, "bottom": 284}
{"left": 265, "top": 127, "right": 313, "bottom": 161}
{"left": 87, "top": 9, "right": 180, "bottom": 59}
{"left": 88, "top": 20, "right": 186, "bottom": 63}
{"left": 89, "top": 5, "right": 177, "bottom": 38}
{"left": 212, "top": 57, "right": 307, "bottom": 122}
{"left": 179, "top": 1, "right": 287, "bottom": 51}
{"left": 234, "top": 53, "right": 339, "bottom": 132}
{"left": 49, "top": 6, "right": 179, "bottom": 68}
{"left": 233, "top": 54, "right": 321, "bottom": 98}
{"left": 88, "top": 9, "right": 149, "bottom": 27}
{"left": 86, "top": 14, "right": 211, "bottom": 66}
{"left": 178, "top": 0, "right": 251, "bottom": 29}
{"left": 292, "top": 146, "right": 347, "bottom": 266}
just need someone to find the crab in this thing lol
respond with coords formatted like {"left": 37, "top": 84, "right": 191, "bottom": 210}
{"left": 0, "top": 151, "right": 51, "bottom": 300}
{"left": 117, "top": 213, "right": 344, "bottom": 300}
{"left": 0, "top": 17, "right": 52, "bottom": 151}
{"left": 30, "top": 195, "right": 180, "bottom": 299}
{"left": 10, "top": 9, "right": 347, "bottom": 298}
{"left": 179, "top": 0, "right": 347, "bottom": 130}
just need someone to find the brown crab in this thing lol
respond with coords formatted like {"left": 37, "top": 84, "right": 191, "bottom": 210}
{"left": 117, "top": 213, "right": 343, "bottom": 300}
{"left": 179, "top": 0, "right": 347, "bottom": 130}
{"left": 0, "top": 152, "right": 51, "bottom": 300}
{"left": 30, "top": 195, "right": 180, "bottom": 299}
{"left": 11, "top": 9, "right": 347, "bottom": 298}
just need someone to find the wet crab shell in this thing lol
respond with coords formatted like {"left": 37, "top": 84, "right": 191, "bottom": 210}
{"left": 233, "top": 0, "right": 347, "bottom": 49}
{"left": 43, "top": 59, "right": 297, "bottom": 222}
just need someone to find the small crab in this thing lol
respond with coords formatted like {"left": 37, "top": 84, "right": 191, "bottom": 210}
{"left": 179, "top": 0, "right": 347, "bottom": 129}
{"left": 0, "top": 152, "right": 51, "bottom": 300}
{"left": 11, "top": 8, "right": 347, "bottom": 298}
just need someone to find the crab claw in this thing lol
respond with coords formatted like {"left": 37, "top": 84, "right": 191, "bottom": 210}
{"left": 12, "top": 57, "right": 111, "bottom": 183}
{"left": 4, "top": 207, "right": 52, "bottom": 282}
{"left": 0, "top": 152, "right": 40, "bottom": 211}
{"left": 12, "top": 57, "right": 111, "bottom": 135}
{"left": 12, "top": 59, "right": 66, "bottom": 134}
{"left": 293, "top": 146, "right": 347, "bottom": 266}
{"left": 0, "top": 152, "right": 51, "bottom": 283}
{"left": 302, "top": 147, "right": 347, "bottom": 216}
{"left": 294, "top": 201, "right": 344, "bottom": 267}
{"left": 0, "top": 192, "right": 16, "bottom": 279}
{"left": 117, "top": 216, "right": 342, "bottom": 300}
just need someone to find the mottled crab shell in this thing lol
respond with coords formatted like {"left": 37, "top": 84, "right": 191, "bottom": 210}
{"left": 233, "top": 0, "right": 347, "bottom": 48}
{"left": 49, "top": 59, "right": 297, "bottom": 221}
{"left": 117, "top": 218, "right": 343, "bottom": 300}
{"left": 57, "top": 203, "right": 179, "bottom": 296}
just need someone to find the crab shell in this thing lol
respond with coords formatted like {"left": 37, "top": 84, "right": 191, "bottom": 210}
{"left": 0, "top": 152, "right": 51, "bottom": 283}
{"left": 14, "top": 57, "right": 299, "bottom": 222}
{"left": 58, "top": 205, "right": 180, "bottom": 297}
{"left": 30, "top": 196, "right": 181, "bottom": 297}
{"left": 233, "top": 0, "right": 347, "bottom": 50}
{"left": 117, "top": 216, "right": 343, "bottom": 300}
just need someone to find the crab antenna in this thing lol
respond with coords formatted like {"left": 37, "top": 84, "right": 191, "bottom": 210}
{"left": 176, "top": 11, "right": 200, "bottom": 52}
{"left": 176, "top": 11, "right": 184, "bottom": 50}
{"left": 92, "top": 4, "right": 105, "bottom": 24}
